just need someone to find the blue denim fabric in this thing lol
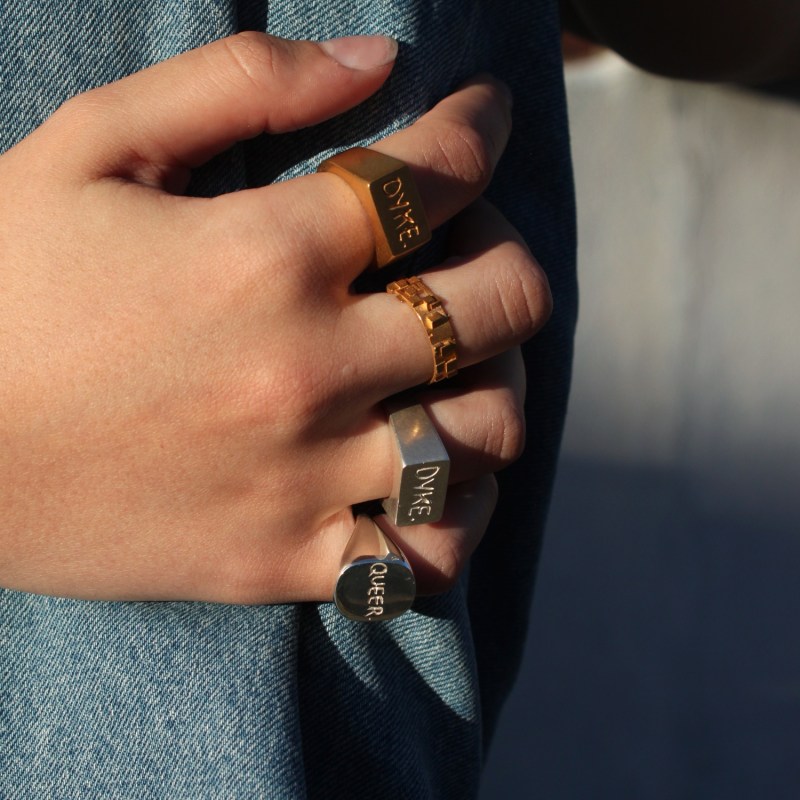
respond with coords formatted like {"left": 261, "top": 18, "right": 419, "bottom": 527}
{"left": 0, "top": 1, "right": 576, "bottom": 797}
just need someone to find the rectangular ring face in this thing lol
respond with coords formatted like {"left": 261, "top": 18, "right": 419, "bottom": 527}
{"left": 382, "top": 405, "right": 450, "bottom": 526}
{"left": 368, "top": 164, "right": 431, "bottom": 263}
{"left": 317, "top": 147, "right": 431, "bottom": 268}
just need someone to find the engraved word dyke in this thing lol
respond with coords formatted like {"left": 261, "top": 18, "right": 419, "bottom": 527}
{"left": 406, "top": 465, "right": 442, "bottom": 519}
{"left": 382, "top": 176, "right": 421, "bottom": 248}
{"left": 365, "top": 562, "right": 388, "bottom": 618}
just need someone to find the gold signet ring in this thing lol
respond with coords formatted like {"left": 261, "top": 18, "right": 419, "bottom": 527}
{"left": 334, "top": 515, "right": 416, "bottom": 622}
{"left": 317, "top": 147, "right": 432, "bottom": 268}
{"left": 386, "top": 276, "right": 458, "bottom": 383}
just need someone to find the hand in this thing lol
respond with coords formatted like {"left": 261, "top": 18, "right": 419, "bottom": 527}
{"left": 0, "top": 33, "right": 551, "bottom": 603}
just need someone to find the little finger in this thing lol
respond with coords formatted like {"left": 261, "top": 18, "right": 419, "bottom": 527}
{"left": 383, "top": 474, "right": 499, "bottom": 596}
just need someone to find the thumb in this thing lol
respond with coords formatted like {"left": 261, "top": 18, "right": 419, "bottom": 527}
{"left": 50, "top": 32, "right": 397, "bottom": 185}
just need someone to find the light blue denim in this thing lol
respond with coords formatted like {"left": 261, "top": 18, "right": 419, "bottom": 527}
{"left": 0, "top": 1, "right": 576, "bottom": 797}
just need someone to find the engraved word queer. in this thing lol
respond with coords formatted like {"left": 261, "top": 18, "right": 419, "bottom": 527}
{"left": 382, "top": 177, "right": 421, "bottom": 249}
{"left": 365, "top": 562, "right": 388, "bottom": 618}
{"left": 406, "top": 465, "right": 441, "bottom": 519}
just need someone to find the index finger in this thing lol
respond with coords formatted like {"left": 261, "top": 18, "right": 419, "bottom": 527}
{"left": 223, "top": 74, "right": 513, "bottom": 284}
{"left": 43, "top": 32, "right": 398, "bottom": 185}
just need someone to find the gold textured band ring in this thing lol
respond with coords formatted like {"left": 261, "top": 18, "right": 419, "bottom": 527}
{"left": 386, "top": 276, "right": 458, "bottom": 384}
{"left": 317, "top": 147, "right": 431, "bottom": 269}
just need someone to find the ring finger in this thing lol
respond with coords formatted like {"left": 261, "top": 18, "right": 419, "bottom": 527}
{"left": 327, "top": 347, "right": 526, "bottom": 510}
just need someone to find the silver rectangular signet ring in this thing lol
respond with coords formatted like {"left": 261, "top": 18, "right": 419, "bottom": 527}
{"left": 381, "top": 403, "right": 450, "bottom": 527}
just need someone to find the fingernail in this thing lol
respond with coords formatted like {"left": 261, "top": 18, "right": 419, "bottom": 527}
{"left": 320, "top": 35, "right": 398, "bottom": 70}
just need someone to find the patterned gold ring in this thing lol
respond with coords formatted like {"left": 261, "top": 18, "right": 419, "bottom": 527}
{"left": 386, "top": 276, "right": 458, "bottom": 384}
{"left": 317, "top": 147, "right": 431, "bottom": 269}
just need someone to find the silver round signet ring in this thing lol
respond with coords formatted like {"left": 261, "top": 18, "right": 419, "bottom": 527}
{"left": 334, "top": 515, "right": 416, "bottom": 623}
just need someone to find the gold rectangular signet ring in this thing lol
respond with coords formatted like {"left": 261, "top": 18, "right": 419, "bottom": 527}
{"left": 317, "top": 147, "right": 432, "bottom": 268}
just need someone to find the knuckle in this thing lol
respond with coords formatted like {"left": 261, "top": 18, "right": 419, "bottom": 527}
{"left": 498, "top": 394, "right": 527, "bottom": 464}
{"left": 529, "top": 265, "right": 554, "bottom": 330}
{"left": 493, "top": 245, "right": 553, "bottom": 342}
{"left": 263, "top": 364, "right": 335, "bottom": 431}
{"left": 56, "top": 92, "right": 89, "bottom": 120}
{"left": 212, "top": 31, "right": 279, "bottom": 94}
{"left": 53, "top": 90, "right": 107, "bottom": 130}
{"left": 429, "top": 120, "right": 493, "bottom": 191}
{"left": 226, "top": 354, "right": 330, "bottom": 438}
{"left": 484, "top": 390, "right": 526, "bottom": 466}
{"left": 45, "top": 90, "right": 121, "bottom": 160}
{"left": 50, "top": 83, "right": 143, "bottom": 156}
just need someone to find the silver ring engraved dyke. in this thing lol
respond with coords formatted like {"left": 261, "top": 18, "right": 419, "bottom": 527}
{"left": 381, "top": 402, "right": 450, "bottom": 527}
{"left": 334, "top": 515, "right": 416, "bottom": 622}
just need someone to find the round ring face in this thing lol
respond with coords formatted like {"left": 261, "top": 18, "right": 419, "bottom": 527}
{"left": 334, "top": 556, "right": 416, "bottom": 622}
{"left": 317, "top": 147, "right": 432, "bottom": 268}
{"left": 334, "top": 515, "right": 417, "bottom": 622}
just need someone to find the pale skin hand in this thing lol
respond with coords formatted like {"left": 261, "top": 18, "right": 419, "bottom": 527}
{"left": 0, "top": 33, "right": 551, "bottom": 603}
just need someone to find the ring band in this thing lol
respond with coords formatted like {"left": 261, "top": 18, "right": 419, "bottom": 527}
{"left": 382, "top": 402, "right": 450, "bottom": 526}
{"left": 334, "top": 515, "right": 416, "bottom": 622}
{"left": 386, "top": 276, "right": 458, "bottom": 383}
{"left": 317, "top": 147, "right": 431, "bottom": 268}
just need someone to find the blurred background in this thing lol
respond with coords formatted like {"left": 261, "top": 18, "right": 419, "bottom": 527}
{"left": 481, "top": 43, "right": 800, "bottom": 799}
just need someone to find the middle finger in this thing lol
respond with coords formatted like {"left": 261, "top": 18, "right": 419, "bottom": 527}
{"left": 340, "top": 199, "right": 552, "bottom": 401}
